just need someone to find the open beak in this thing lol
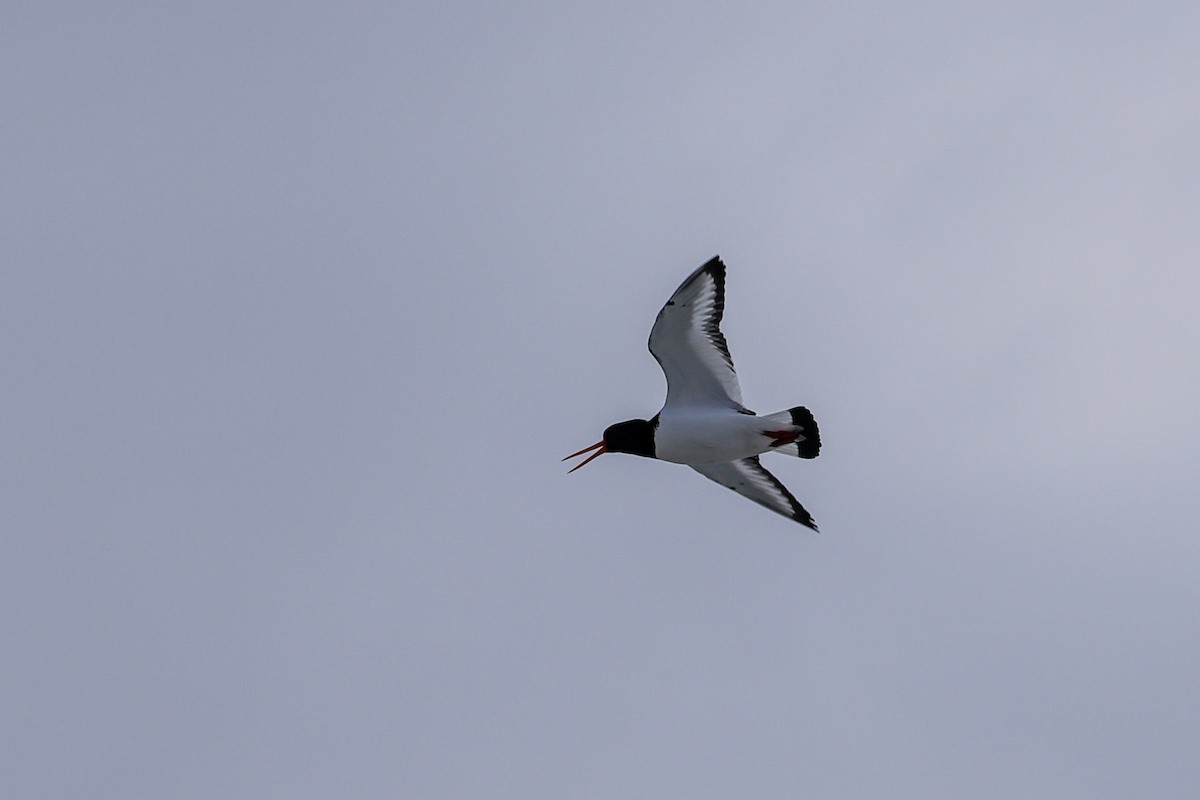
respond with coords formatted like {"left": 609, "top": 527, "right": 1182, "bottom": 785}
{"left": 562, "top": 440, "right": 606, "bottom": 473}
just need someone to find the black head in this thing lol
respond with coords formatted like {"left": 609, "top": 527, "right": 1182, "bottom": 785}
{"left": 603, "top": 418, "right": 656, "bottom": 458}
{"left": 563, "top": 415, "right": 658, "bottom": 473}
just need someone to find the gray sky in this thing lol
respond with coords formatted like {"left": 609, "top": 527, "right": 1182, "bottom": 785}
{"left": 4, "top": 3, "right": 1199, "bottom": 798}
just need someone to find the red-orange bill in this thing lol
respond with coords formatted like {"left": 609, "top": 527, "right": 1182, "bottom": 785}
{"left": 562, "top": 440, "right": 606, "bottom": 473}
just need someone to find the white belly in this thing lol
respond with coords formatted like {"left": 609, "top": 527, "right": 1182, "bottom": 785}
{"left": 655, "top": 410, "right": 771, "bottom": 465}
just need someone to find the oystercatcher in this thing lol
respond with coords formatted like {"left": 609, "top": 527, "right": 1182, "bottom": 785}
{"left": 564, "top": 256, "right": 822, "bottom": 529}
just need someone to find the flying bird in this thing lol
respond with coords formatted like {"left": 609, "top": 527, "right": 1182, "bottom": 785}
{"left": 564, "top": 256, "right": 823, "bottom": 529}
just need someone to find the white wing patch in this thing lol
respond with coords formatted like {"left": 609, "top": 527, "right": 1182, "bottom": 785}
{"left": 691, "top": 457, "right": 818, "bottom": 530}
{"left": 648, "top": 256, "right": 746, "bottom": 412}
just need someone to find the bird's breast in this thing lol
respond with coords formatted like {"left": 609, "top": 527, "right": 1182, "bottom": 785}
{"left": 654, "top": 411, "right": 768, "bottom": 465}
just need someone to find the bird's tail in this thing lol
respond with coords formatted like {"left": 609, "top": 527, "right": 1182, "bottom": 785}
{"left": 761, "top": 406, "right": 821, "bottom": 459}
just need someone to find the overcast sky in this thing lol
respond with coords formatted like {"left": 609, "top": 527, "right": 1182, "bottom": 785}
{"left": 4, "top": 3, "right": 1199, "bottom": 798}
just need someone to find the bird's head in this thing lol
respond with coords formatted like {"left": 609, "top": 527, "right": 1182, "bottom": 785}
{"left": 563, "top": 418, "right": 656, "bottom": 472}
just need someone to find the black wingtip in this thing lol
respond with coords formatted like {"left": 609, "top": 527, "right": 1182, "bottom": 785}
{"left": 749, "top": 456, "right": 819, "bottom": 531}
{"left": 700, "top": 255, "right": 725, "bottom": 281}
{"left": 683, "top": 255, "right": 725, "bottom": 287}
{"left": 791, "top": 500, "right": 819, "bottom": 531}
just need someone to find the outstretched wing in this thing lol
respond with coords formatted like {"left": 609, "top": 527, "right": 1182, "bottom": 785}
{"left": 691, "top": 457, "right": 818, "bottom": 530}
{"left": 648, "top": 256, "right": 746, "bottom": 412}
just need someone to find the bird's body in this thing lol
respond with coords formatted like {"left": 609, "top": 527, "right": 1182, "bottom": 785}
{"left": 564, "top": 256, "right": 823, "bottom": 529}
{"left": 654, "top": 408, "right": 772, "bottom": 465}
